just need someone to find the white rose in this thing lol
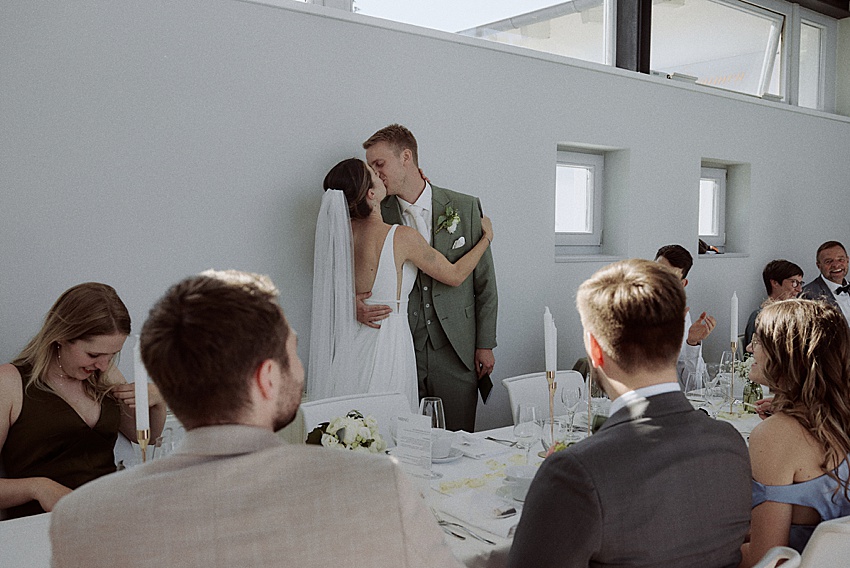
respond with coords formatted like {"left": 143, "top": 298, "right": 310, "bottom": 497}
{"left": 321, "top": 433, "right": 340, "bottom": 448}
{"left": 447, "top": 218, "right": 459, "bottom": 234}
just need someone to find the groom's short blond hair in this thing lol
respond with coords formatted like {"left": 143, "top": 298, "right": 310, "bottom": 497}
{"left": 363, "top": 124, "right": 419, "bottom": 166}
{"left": 577, "top": 259, "right": 685, "bottom": 374}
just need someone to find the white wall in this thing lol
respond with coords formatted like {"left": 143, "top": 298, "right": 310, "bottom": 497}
{"left": 2, "top": 0, "right": 849, "bottom": 429}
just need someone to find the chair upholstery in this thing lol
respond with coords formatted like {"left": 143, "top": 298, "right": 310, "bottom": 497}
{"left": 799, "top": 514, "right": 850, "bottom": 566}
{"left": 291, "top": 392, "right": 411, "bottom": 444}
{"left": 752, "top": 546, "right": 801, "bottom": 568}
{"left": 502, "top": 370, "right": 585, "bottom": 425}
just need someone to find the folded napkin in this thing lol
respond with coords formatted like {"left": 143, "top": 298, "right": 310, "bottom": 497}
{"left": 436, "top": 490, "right": 519, "bottom": 539}
{"left": 453, "top": 431, "right": 513, "bottom": 460}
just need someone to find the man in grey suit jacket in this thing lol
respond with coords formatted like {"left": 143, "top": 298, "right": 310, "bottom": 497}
{"left": 510, "top": 259, "right": 750, "bottom": 568}
{"left": 361, "top": 124, "right": 497, "bottom": 431}
{"left": 50, "top": 270, "right": 462, "bottom": 568}
{"left": 801, "top": 240, "right": 850, "bottom": 324}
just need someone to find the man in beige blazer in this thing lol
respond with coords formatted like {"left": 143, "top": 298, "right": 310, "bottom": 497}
{"left": 362, "top": 124, "right": 498, "bottom": 431}
{"left": 50, "top": 270, "right": 461, "bottom": 568}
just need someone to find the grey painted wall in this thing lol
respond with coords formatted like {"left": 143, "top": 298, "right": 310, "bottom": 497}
{"left": 2, "top": 0, "right": 849, "bottom": 429}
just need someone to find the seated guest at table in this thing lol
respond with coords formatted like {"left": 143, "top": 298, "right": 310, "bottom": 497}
{"left": 655, "top": 244, "right": 717, "bottom": 385}
{"left": 801, "top": 240, "right": 850, "bottom": 325}
{"left": 743, "top": 260, "right": 803, "bottom": 347}
{"left": 50, "top": 270, "right": 461, "bottom": 568}
{"left": 738, "top": 299, "right": 850, "bottom": 566}
{"left": 510, "top": 259, "right": 750, "bottom": 568}
{"left": 0, "top": 283, "right": 166, "bottom": 520}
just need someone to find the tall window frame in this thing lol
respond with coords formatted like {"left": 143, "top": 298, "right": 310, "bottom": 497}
{"left": 555, "top": 149, "right": 605, "bottom": 250}
{"left": 699, "top": 166, "right": 727, "bottom": 250}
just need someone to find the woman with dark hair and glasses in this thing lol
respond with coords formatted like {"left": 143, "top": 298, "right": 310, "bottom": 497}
{"left": 739, "top": 299, "right": 850, "bottom": 565}
{"left": 0, "top": 283, "right": 165, "bottom": 519}
{"left": 743, "top": 259, "right": 804, "bottom": 347}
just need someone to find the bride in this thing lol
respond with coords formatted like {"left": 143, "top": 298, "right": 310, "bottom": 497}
{"left": 309, "top": 158, "right": 493, "bottom": 411}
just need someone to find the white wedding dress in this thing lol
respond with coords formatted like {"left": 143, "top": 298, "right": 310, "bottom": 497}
{"left": 342, "top": 225, "right": 418, "bottom": 411}
{"left": 308, "top": 190, "right": 418, "bottom": 413}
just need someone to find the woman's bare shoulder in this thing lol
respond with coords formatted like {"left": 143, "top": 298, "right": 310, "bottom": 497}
{"left": 0, "top": 363, "right": 24, "bottom": 406}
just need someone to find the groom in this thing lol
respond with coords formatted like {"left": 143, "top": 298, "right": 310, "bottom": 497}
{"left": 359, "top": 124, "right": 498, "bottom": 431}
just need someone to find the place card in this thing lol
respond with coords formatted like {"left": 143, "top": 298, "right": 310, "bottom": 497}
{"left": 391, "top": 413, "right": 432, "bottom": 482}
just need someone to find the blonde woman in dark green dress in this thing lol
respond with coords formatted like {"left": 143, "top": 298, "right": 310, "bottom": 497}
{"left": 0, "top": 283, "right": 166, "bottom": 519}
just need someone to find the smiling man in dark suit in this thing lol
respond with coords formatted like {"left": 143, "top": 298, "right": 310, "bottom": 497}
{"left": 359, "top": 124, "right": 498, "bottom": 431}
{"left": 510, "top": 259, "right": 750, "bottom": 568}
{"left": 802, "top": 240, "right": 850, "bottom": 324}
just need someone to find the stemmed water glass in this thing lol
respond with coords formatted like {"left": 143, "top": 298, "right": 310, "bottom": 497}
{"left": 560, "top": 385, "right": 584, "bottom": 441}
{"left": 419, "top": 397, "right": 446, "bottom": 478}
{"left": 684, "top": 371, "right": 709, "bottom": 411}
{"left": 513, "top": 404, "right": 541, "bottom": 464}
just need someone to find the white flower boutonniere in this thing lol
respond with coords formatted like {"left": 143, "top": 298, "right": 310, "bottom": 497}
{"left": 436, "top": 205, "right": 460, "bottom": 234}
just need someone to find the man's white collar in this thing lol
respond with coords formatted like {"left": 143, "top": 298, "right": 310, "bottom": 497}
{"left": 608, "top": 382, "right": 680, "bottom": 416}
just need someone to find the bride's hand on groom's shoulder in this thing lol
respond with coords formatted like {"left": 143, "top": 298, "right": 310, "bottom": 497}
{"left": 356, "top": 291, "right": 392, "bottom": 329}
{"left": 481, "top": 215, "right": 493, "bottom": 244}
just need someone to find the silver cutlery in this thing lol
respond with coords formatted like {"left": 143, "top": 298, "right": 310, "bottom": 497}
{"left": 437, "top": 519, "right": 497, "bottom": 545}
{"left": 442, "top": 526, "right": 466, "bottom": 540}
{"left": 431, "top": 507, "right": 497, "bottom": 545}
{"left": 485, "top": 436, "right": 518, "bottom": 447}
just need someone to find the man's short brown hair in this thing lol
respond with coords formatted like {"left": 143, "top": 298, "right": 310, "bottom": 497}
{"left": 140, "top": 270, "right": 289, "bottom": 428}
{"left": 577, "top": 259, "right": 686, "bottom": 373}
{"left": 362, "top": 123, "right": 419, "bottom": 166}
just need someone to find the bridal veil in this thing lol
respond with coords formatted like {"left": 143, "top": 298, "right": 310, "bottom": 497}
{"left": 307, "top": 189, "right": 357, "bottom": 401}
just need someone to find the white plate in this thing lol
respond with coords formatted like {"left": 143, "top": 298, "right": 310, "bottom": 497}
{"left": 432, "top": 448, "right": 464, "bottom": 463}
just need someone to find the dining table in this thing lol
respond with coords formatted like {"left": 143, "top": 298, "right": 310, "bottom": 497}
{"left": 426, "top": 409, "right": 762, "bottom": 568}
{"left": 0, "top": 408, "right": 761, "bottom": 568}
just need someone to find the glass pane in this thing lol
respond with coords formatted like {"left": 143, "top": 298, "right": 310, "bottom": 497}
{"left": 698, "top": 178, "right": 718, "bottom": 236}
{"left": 651, "top": 0, "right": 784, "bottom": 97}
{"left": 353, "top": 0, "right": 607, "bottom": 64}
{"left": 799, "top": 22, "right": 822, "bottom": 109}
{"left": 555, "top": 164, "right": 592, "bottom": 233}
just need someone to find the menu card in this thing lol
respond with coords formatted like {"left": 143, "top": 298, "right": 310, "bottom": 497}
{"left": 392, "top": 414, "right": 432, "bottom": 482}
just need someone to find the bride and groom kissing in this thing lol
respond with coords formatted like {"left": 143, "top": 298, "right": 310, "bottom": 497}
{"left": 308, "top": 124, "right": 498, "bottom": 432}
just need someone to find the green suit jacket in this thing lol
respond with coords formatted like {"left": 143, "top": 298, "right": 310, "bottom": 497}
{"left": 381, "top": 185, "right": 498, "bottom": 372}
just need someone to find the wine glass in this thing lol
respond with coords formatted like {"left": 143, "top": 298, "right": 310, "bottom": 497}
{"left": 513, "top": 404, "right": 541, "bottom": 464}
{"left": 560, "top": 385, "right": 584, "bottom": 441}
{"left": 684, "top": 371, "right": 707, "bottom": 406}
{"left": 419, "top": 397, "right": 446, "bottom": 429}
{"left": 419, "top": 397, "right": 446, "bottom": 478}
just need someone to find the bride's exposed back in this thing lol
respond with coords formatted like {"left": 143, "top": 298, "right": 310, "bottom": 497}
{"left": 308, "top": 158, "right": 493, "bottom": 410}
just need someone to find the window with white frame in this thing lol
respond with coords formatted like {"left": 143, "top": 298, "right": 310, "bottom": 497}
{"left": 555, "top": 150, "right": 604, "bottom": 249}
{"left": 699, "top": 166, "right": 727, "bottom": 250}
{"left": 340, "top": 0, "right": 838, "bottom": 113}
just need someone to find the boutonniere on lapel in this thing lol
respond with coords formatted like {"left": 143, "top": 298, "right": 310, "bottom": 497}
{"left": 436, "top": 205, "right": 460, "bottom": 234}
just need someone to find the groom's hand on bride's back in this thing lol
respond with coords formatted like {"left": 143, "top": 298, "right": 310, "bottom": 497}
{"left": 356, "top": 291, "right": 392, "bottom": 329}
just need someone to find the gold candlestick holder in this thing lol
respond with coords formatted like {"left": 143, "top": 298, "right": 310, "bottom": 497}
{"left": 546, "top": 371, "right": 556, "bottom": 445}
{"left": 137, "top": 429, "right": 150, "bottom": 462}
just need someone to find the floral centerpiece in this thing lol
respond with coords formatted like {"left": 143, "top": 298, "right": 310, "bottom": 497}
{"left": 735, "top": 355, "right": 755, "bottom": 381}
{"left": 305, "top": 410, "right": 386, "bottom": 453}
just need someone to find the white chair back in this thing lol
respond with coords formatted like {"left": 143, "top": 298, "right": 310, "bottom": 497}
{"left": 0, "top": 512, "right": 51, "bottom": 568}
{"left": 800, "top": 514, "right": 850, "bottom": 566}
{"left": 752, "top": 546, "right": 801, "bottom": 568}
{"left": 502, "top": 371, "right": 585, "bottom": 425}
{"left": 298, "top": 392, "right": 411, "bottom": 444}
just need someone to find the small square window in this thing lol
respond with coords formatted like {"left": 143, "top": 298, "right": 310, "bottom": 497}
{"left": 555, "top": 150, "right": 604, "bottom": 249}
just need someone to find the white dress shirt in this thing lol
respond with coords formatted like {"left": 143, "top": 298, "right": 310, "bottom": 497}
{"left": 677, "top": 309, "right": 705, "bottom": 386}
{"left": 822, "top": 275, "right": 850, "bottom": 321}
{"left": 398, "top": 182, "right": 432, "bottom": 245}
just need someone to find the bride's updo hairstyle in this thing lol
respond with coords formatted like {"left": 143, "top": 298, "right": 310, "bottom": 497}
{"left": 323, "top": 158, "right": 373, "bottom": 220}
